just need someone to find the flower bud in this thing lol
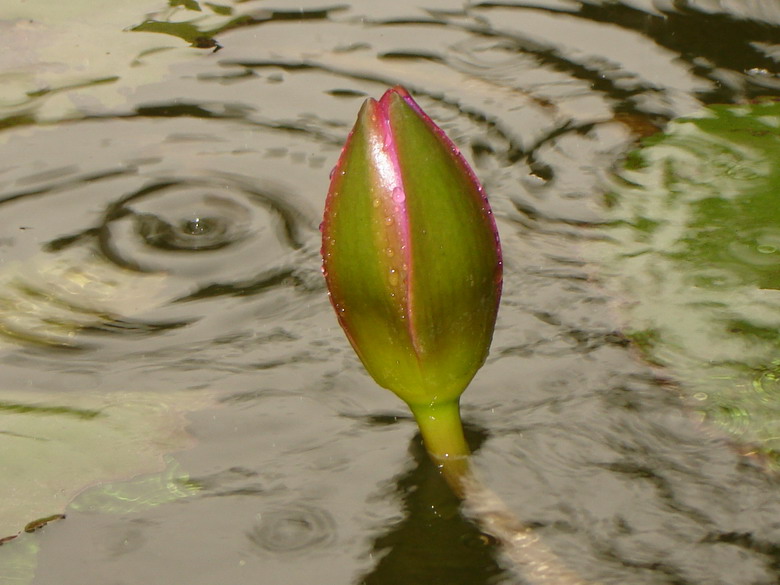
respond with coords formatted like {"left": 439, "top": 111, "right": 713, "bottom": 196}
{"left": 321, "top": 86, "right": 502, "bottom": 410}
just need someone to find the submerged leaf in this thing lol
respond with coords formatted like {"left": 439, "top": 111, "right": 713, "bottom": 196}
{"left": 0, "top": 389, "right": 213, "bottom": 542}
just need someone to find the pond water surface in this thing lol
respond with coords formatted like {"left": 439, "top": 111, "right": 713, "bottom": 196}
{"left": 1, "top": 1, "right": 780, "bottom": 584}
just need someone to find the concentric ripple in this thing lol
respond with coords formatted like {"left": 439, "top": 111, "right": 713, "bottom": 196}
{"left": 0, "top": 116, "right": 325, "bottom": 351}
{"left": 100, "top": 178, "right": 298, "bottom": 279}
{"left": 248, "top": 503, "right": 337, "bottom": 555}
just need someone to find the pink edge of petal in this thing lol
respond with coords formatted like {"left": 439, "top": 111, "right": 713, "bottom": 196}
{"left": 376, "top": 88, "right": 422, "bottom": 357}
{"left": 321, "top": 99, "right": 379, "bottom": 356}
{"left": 383, "top": 87, "right": 504, "bottom": 336}
{"left": 390, "top": 87, "right": 503, "bottom": 274}
{"left": 322, "top": 101, "right": 363, "bottom": 270}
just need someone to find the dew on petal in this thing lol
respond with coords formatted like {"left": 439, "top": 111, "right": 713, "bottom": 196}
{"left": 388, "top": 269, "right": 399, "bottom": 287}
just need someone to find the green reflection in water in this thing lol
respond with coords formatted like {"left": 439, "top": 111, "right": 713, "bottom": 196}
{"left": 0, "top": 387, "right": 212, "bottom": 548}
{"left": 70, "top": 455, "right": 201, "bottom": 515}
{"left": 129, "top": 0, "right": 341, "bottom": 47}
{"left": 0, "top": 535, "right": 38, "bottom": 584}
{"left": 0, "top": 401, "right": 101, "bottom": 420}
{"left": 0, "top": 458, "right": 198, "bottom": 584}
{"left": 598, "top": 99, "right": 780, "bottom": 463}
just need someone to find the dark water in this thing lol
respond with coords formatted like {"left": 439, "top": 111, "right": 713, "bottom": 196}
{"left": 1, "top": 1, "right": 780, "bottom": 584}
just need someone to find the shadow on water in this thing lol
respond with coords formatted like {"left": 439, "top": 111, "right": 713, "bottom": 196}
{"left": 360, "top": 424, "right": 507, "bottom": 585}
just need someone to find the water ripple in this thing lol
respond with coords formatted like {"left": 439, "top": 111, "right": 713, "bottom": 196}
{"left": 248, "top": 503, "right": 337, "bottom": 555}
{"left": 2, "top": 2, "right": 780, "bottom": 584}
{"left": 0, "top": 117, "right": 323, "bottom": 351}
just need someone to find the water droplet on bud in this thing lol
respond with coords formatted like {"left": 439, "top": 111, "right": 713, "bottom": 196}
{"left": 388, "top": 269, "right": 399, "bottom": 287}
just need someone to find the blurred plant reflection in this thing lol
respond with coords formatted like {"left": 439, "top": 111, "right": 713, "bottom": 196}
{"left": 596, "top": 99, "right": 780, "bottom": 463}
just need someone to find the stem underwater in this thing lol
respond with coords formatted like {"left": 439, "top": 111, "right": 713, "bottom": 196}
{"left": 412, "top": 400, "right": 593, "bottom": 585}
{"left": 410, "top": 399, "right": 471, "bottom": 497}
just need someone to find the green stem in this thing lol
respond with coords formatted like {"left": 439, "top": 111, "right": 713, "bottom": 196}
{"left": 409, "top": 399, "right": 472, "bottom": 496}
{"left": 410, "top": 400, "right": 591, "bottom": 584}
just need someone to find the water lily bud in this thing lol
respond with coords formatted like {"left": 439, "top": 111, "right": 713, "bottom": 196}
{"left": 321, "top": 86, "right": 502, "bottom": 411}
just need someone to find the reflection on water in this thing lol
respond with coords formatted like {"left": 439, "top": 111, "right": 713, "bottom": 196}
{"left": 594, "top": 100, "right": 780, "bottom": 462}
{"left": 1, "top": 0, "right": 780, "bottom": 584}
{"left": 362, "top": 427, "right": 507, "bottom": 585}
